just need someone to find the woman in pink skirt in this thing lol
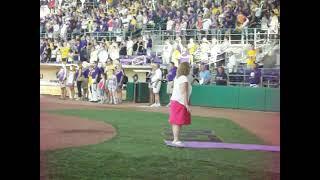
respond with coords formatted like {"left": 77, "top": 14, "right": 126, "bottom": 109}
{"left": 169, "top": 62, "right": 192, "bottom": 146}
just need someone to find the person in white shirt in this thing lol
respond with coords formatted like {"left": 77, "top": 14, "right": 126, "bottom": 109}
{"left": 209, "top": 38, "right": 220, "bottom": 64}
{"left": 226, "top": 51, "right": 238, "bottom": 73}
{"left": 268, "top": 10, "right": 279, "bottom": 39}
{"left": 150, "top": 63, "right": 162, "bottom": 107}
{"left": 200, "top": 38, "right": 210, "bottom": 63}
{"left": 80, "top": 0, "right": 86, "bottom": 8}
{"left": 60, "top": 23, "right": 68, "bottom": 41}
{"left": 136, "top": 11, "right": 143, "bottom": 29}
{"left": 57, "top": 63, "right": 68, "bottom": 100}
{"left": 162, "top": 40, "right": 173, "bottom": 65}
{"left": 180, "top": 18, "right": 187, "bottom": 41}
{"left": 142, "top": 13, "right": 148, "bottom": 28}
{"left": 126, "top": 37, "right": 134, "bottom": 56}
{"left": 202, "top": 16, "right": 212, "bottom": 35}
{"left": 166, "top": 16, "right": 175, "bottom": 35}
{"left": 66, "top": 65, "right": 76, "bottom": 100}
{"left": 90, "top": 46, "right": 98, "bottom": 63}
{"left": 81, "top": 18, "right": 88, "bottom": 32}
{"left": 58, "top": 0, "right": 63, "bottom": 8}
{"left": 53, "top": 21, "right": 60, "bottom": 39}
{"left": 168, "top": 62, "right": 192, "bottom": 146}
{"left": 109, "top": 41, "right": 120, "bottom": 61}
{"left": 121, "top": 14, "right": 130, "bottom": 30}
{"left": 97, "top": 45, "right": 109, "bottom": 63}
{"left": 51, "top": 46, "right": 58, "bottom": 62}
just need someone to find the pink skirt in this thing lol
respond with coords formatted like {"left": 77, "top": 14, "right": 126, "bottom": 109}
{"left": 169, "top": 100, "right": 191, "bottom": 125}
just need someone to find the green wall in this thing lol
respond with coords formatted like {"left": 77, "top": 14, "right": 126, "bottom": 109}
{"left": 126, "top": 83, "right": 280, "bottom": 112}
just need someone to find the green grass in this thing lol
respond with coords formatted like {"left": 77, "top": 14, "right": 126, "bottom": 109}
{"left": 46, "top": 109, "right": 279, "bottom": 180}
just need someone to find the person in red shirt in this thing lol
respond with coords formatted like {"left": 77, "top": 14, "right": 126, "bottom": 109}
{"left": 48, "top": 0, "right": 55, "bottom": 13}
{"left": 196, "top": 16, "right": 203, "bottom": 42}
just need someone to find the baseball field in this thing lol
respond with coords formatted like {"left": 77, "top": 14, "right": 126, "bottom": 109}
{"left": 40, "top": 95, "right": 280, "bottom": 180}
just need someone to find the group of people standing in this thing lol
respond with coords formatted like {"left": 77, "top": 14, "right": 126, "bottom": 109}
{"left": 56, "top": 60, "right": 126, "bottom": 104}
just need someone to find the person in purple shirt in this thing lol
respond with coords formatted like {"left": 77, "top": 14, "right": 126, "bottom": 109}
{"left": 81, "top": 64, "right": 90, "bottom": 100}
{"left": 166, "top": 62, "right": 177, "bottom": 107}
{"left": 115, "top": 64, "right": 124, "bottom": 104}
{"left": 249, "top": 64, "right": 262, "bottom": 87}
{"left": 90, "top": 62, "right": 101, "bottom": 102}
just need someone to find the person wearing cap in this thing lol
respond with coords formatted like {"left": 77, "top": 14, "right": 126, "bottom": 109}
{"left": 150, "top": 63, "right": 162, "bottom": 107}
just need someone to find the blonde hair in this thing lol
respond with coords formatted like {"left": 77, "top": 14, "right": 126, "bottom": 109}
{"left": 177, "top": 62, "right": 190, "bottom": 77}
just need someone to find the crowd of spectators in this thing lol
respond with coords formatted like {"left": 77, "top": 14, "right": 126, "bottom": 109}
{"left": 41, "top": 0, "right": 280, "bottom": 39}
{"left": 41, "top": 0, "right": 279, "bottom": 90}
{"left": 40, "top": 0, "right": 280, "bottom": 61}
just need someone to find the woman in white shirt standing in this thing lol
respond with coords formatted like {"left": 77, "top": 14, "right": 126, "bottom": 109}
{"left": 168, "top": 62, "right": 192, "bottom": 146}
{"left": 66, "top": 65, "right": 76, "bottom": 100}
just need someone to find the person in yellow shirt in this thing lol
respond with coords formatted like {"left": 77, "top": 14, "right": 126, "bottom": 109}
{"left": 212, "top": 5, "right": 222, "bottom": 15}
{"left": 246, "top": 45, "right": 257, "bottom": 68}
{"left": 187, "top": 38, "right": 198, "bottom": 56}
{"left": 60, "top": 42, "right": 70, "bottom": 62}
{"left": 130, "top": 16, "right": 137, "bottom": 31}
{"left": 171, "top": 49, "right": 181, "bottom": 67}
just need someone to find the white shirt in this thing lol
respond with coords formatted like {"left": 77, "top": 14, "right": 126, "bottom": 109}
{"left": 170, "top": 75, "right": 192, "bottom": 106}
{"left": 90, "top": 50, "right": 98, "bottom": 63}
{"left": 151, "top": 68, "right": 162, "bottom": 83}
{"left": 180, "top": 21, "right": 187, "bottom": 30}
{"left": 51, "top": 49, "right": 58, "bottom": 58}
{"left": 261, "top": 17, "right": 269, "bottom": 30}
{"left": 143, "top": 16, "right": 148, "bottom": 25}
{"left": 166, "top": 20, "right": 175, "bottom": 31}
{"left": 126, "top": 40, "right": 134, "bottom": 49}
{"left": 53, "top": 24, "right": 60, "bottom": 32}
{"left": 122, "top": 17, "right": 129, "bottom": 28}
{"left": 98, "top": 49, "right": 108, "bottom": 63}
{"left": 67, "top": 71, "right": 75, "bottom": 84}
{"left": 269, "top": 15, "right": 279, "bottom": 33}
{"left": 203, "top": 18, "right": 212, "bottom": 31}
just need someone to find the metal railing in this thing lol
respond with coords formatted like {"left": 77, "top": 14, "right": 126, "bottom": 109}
{"left": 40, "top": 27, "right": 279, "bottom": 47}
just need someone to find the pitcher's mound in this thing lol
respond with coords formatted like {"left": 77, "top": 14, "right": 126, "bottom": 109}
{"left": 40, "top": 113, "right": 116, "bottom": 151}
